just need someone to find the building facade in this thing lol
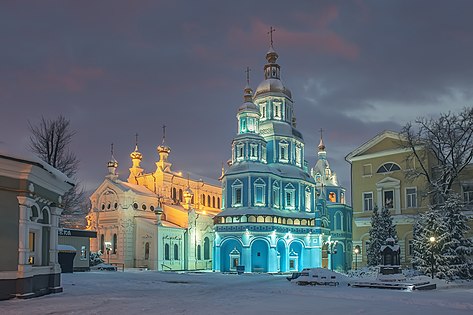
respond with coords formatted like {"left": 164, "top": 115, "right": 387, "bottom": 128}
{"left": 0, "top": 154, "right": 73, "bottom": 300}
{"left": 311, "top": 138, "right": 353, "bottom": 271}
{"left": 213, "top": 44, "right": 351, "bottom": 273}
{"left": 87, "top": 141, "right": 221, "bottom": 271}
{"left": 346, "top": 130, "right": 473, "bottom": 268}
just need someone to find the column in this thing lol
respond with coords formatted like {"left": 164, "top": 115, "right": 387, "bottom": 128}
{"left": 50, "top": 206, "right": 63, "bottom": 266}
{"left": 17, "top": 196, "right": 34, "bottom": 272}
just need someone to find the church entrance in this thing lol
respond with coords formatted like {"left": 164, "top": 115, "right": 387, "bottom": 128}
{"left": 251, "top": 239, "right": 268, "bottom": 272}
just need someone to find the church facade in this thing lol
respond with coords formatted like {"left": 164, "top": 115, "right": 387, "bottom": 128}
{"left": 87, "top": 140, "right": 221, "bottom": 271}
{"left": 213, "top": 43, "right": 352, "bottom": 273}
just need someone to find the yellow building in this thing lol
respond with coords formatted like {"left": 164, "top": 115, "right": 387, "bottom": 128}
{"left": 346, "top": 130, "right": 473, "bottom": 268}
{"left": 87, "top": 139, "right": 222, "bottom": 270}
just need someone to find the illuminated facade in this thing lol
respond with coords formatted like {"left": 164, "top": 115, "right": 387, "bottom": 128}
{"left": 311, "top": 137, "right": 353, "bottom": 271}
{"left": 87, "top": 141, "right": 221, "bottom": 270}
{"left": 213, "top": 44, "right": 350, "bottom": 273}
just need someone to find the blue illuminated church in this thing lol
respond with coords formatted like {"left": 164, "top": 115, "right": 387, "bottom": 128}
{"left": 213, "top": 35, "right": 352, "bottom": 273}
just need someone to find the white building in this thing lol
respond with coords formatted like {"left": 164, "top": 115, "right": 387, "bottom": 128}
{"left": 87, "top": 139, "right": 220, "bottom": 270}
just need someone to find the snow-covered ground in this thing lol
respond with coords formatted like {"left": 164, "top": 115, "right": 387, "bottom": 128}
{"left": 2, "top": 270, "right": 473, "bottom": 315}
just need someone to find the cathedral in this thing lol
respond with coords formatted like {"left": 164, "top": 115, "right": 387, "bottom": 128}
{"left": 213, "top": 40, "right": 352, "bottom": 273}
{"left": 87, "top": 137, "right": 221, "bottom": 271}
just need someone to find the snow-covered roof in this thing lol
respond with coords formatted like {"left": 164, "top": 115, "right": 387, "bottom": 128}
{"left": 0, "top": 146, "right": 75, "bottom": 186}
{"left": 116, "top": 181, "right": 157, "bottom": 197}
{"left": 226, "top": 162, "right": 313, "bottom": 182}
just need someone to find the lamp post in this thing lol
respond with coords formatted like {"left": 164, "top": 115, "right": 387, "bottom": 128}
{"left": 354, "top": 246, "right": 360, "bottom": 270}
{"left": 429, "top": 236, "right": 436, "bottom": 279}
{"left": 325, "top": 240, "right": 338, "bottom": 271}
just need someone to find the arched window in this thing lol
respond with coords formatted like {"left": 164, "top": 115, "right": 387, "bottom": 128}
{"left": 334, "top": 212, "right": 343, "bottom": 230}
{"left": 329, "top": 192, "right": 336, "bottom": 203}
{"left": 174, "top": 244, "right": 179, "bottom": 260}
{"left": 217, "top": 197, "right": 221, "bottom": 208}
{"left": 212, "top": 196, "right": 216, "bottom": 208}
{"left": 377, "top": 162, "right": 401, "bottom": 173}
{"left": 172, "top": 187, "right": 177, "bottom": 201}
{"left": 201, "top": 194, "right": 205, "bottom": 206}
{"left": 145, "top": 242, "right": 149, "bottom": 260}
{"left": 179, "top": 189, "right": 183, "bottom": 202}
{"left": 207, "top": 195, "right": 211, "bottom": 207}
{"left": 113, "top": 234, "right": 117, "bottom": 254}
{"left": 204, "top": 237, "right": 210, "bottom": 260}
{"left": 305, "top": 188, "right": 311, "bottom": 212}
{"left": 197, "top": 245, "right": 201, "bottom": 260}
{"left": 164, "top": 244, "right": 170, "bottom": 260}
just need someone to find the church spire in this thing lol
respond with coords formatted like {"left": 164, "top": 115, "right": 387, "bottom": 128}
{"left": 130, "top": 133, "right": 143, "bottom": 162}
{"left": 264, "top": 26, "right": 280, "bottom": 79}
{"left": 318, "top": 128, "right": 326, "bottom": 151}
{"left": 107, "top": 143, "right": 119, "bottom": 177}
{"left": 243, "top": 66, "right": 253, "bottom": 102}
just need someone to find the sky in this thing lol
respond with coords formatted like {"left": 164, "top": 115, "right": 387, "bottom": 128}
{"left": 2, "top": 270, "right": 473, "bottom": 314}
{"left": 1, "top": 1, "right": 473, "bottom": 201}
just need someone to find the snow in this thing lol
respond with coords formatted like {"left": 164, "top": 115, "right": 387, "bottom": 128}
{"left": 2, "top": 270, "right": 473, "bottom": 315}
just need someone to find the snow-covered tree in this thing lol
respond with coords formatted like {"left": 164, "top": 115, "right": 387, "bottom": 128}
{"left": 380, "top": 207, "right": 397, "bottom": 241}
{"left": 367, "top": 206, "right": 383, "bottom": 266}
{"left": 401, "top": 107, "right": 473, "bottom": 200}
{"left": 413, "top": 194, "right": 473, "bottom": 280}
{"left": 368, "top": 206, "right": 397, "bottom": 266}
{"left": 437, "top": 194, "right": 473, "bottom": 279}
{"left": 412, "top": 207, "right": 446, "bottom": 278}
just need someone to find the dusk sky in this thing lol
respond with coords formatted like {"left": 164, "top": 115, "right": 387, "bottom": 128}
{"left": 1, "top": 1, "right": 472, "bottom": 202}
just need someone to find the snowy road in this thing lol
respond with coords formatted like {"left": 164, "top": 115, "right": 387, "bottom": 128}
{"left": 2, "top": 271, "right": 473, "bottom": 315}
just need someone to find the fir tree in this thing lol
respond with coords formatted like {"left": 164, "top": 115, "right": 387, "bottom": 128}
{"left": 367, "top": 206, "right": 383, "bottom": 266}
{"left": 367, "top": 206, "right": 397, "bottom": 266}
{"left": 437, "top": 194, "right": 473, "bottom": 280}
{"left": 380, "top": 206, "right": 397, "bottom": 241}
{"left": 412, "top": 206, "right": 448, "bottom": 278}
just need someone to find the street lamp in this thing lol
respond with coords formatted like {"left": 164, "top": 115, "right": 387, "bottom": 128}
{"left": 429, "top": 236, "right": 436, "bottom": 279}
{"left": 354, "top": 246, "right": 360, "bottom": 270}
{"left": 325, "top": 240, "right": 338, "bottom": 271}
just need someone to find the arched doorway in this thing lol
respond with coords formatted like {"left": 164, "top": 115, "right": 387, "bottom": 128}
{"left": 219, "top": 239, "right": 243, "bottom": 272}
{"left": 251, "top": 239, "right": 269, "bottom": 272}
{"left": 288, "top": 241, "right": 304, "bottom": 271}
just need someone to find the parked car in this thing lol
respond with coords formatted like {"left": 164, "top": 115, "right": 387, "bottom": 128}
{"left": 91, "top": 263, "right": 117, "bottom": 271}
{"left": 286, "top": 272, "right": 302, "bottom": 281}
{"left": 296, "top": 268, "right": 339, "bottom": 286}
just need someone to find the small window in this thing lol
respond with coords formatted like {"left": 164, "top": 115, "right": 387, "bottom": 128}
{"left": 329, "top": 192, "right": 336, "bottom": 203}
{"left": 406, "top": 188, "right": 417, "bottom": 208}
{"left": 362, "top": 164, "right": 372, "bottom": 176}
{"left": 145, "top": 242, "right": 150, "bottom": 260}
{"left": 165, "top": 244, "right": 170, "bottom": 260}
{"left": 463, "top": 184, "right": 473, "bottom": 204}
{"left": 235, "top": 188, "right": 242, "bottom": 205}
{"left": 363, "top": 192, "right": 373, "bottom": 211}
{"left": 174, "top": 244, "right": 179, "bottom": 260}
{"left": 133, "top": 203, "right": 138, "bottom": 209}
{"left": 197, "top": 245, "right": 201, "bottom": 260}
{"left": 377, "top": 162, "right": 401, "bottom": 173}
{"left": 142, "top": 204, "right": 147, "bottom": 210}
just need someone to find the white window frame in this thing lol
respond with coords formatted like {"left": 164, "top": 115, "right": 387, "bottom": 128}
{"left": 279, "top": 142, "right": 289, "bottom": 163}
{"left": 232, "top": 180, "right": 243, "bottom": 207}
{"left": 305, "top": 187, "right": 311, "bottom": 212}
{"left": 250, "top": 143, "right": 258, "bottom": 160}
{"left": 405, "top": 187, "right": 417, "bottom": 208}
{"left": 236, "top": 143, "right": 244, "bottom": 161}
{"left": 463, "top": 184, "right": 473, "bottom": 204}
{"left": 254, "top": 178, "right": 266, "bottom": 207}
{"left": 363, "top": 192, "right": 373, "bottom": 211}
{"left": 285, "top": 184, "right": 295, "bottom": 210}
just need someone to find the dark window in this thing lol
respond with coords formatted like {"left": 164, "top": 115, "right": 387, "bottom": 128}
{"left": 145, "top": 242, "right": 149, "bottom": 260}
{"left": 204, "top": 237, "right": 210, "bottom": 260}
{"left": 174, "top": 244, "right": 179, "bottom": 260}
{"left": 113, "top": 234, "right": 117, "bottom": 254}
{"left": 377, "top": 162, "right": 401, "bottom": 173}
{"left": 100, "top": 234, "right": 105, "bottom": 253}
{"left": 165, "top": 244, "right": 170, "bottom": 260}
{"left": 197, "top": 245, "right": 201, "bottom": 260}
